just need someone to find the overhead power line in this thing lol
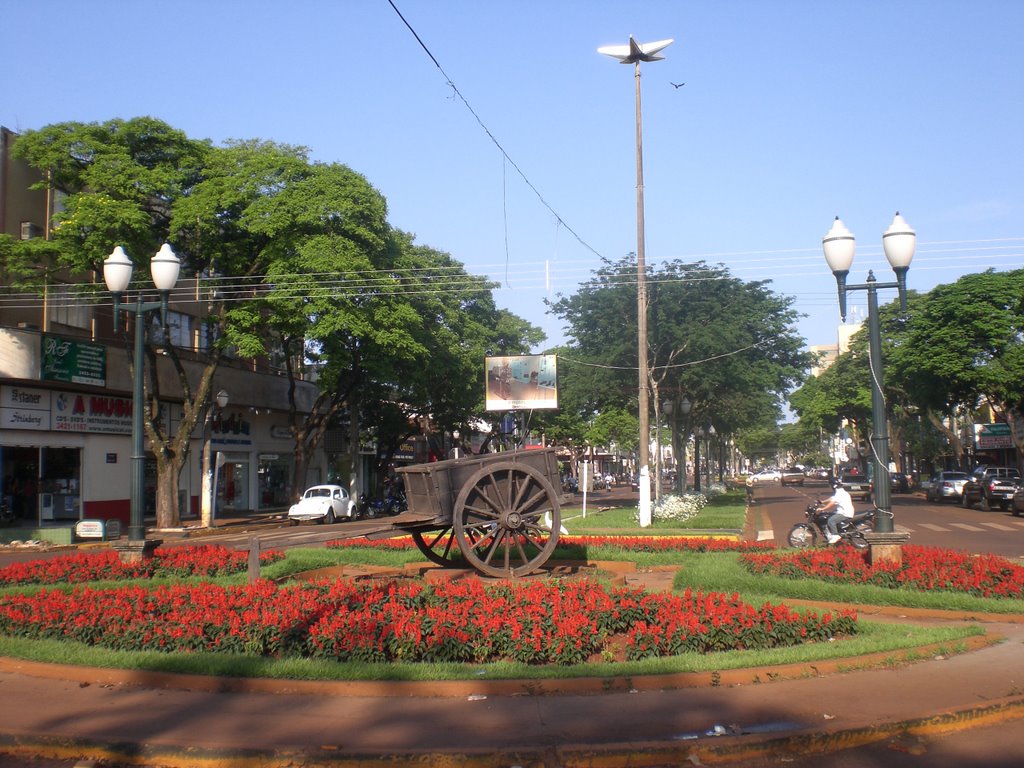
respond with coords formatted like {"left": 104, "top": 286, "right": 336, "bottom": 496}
{"left": 385, "top": 0, "right": 603, "bottom": 261}
{"left": 0, "top": 237, "right": 1020, "bottom": 311}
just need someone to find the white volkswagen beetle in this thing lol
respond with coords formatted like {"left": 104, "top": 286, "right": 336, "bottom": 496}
{"left": 288, "top": 485, "right": 356, "bottom": 525}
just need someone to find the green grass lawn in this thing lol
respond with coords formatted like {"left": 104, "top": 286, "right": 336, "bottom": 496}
{"left": 566, "top": 489, "right": 746, "bottom": 533}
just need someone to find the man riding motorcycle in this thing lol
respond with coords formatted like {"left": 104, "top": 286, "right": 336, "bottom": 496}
{"left": 817, "top": 476, "right": 855, "bottom": 545}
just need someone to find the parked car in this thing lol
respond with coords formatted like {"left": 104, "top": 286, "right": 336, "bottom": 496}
{"left": 749, "top": 469, "right": 781, "bottom": 484}
{"left": 961, "top": 466, "right": 1021, "bottom": 511}
{"left": 781, "top": 467, "right": 805, "bottom": 486}
{"left": 925, "top": 471, "right": 970, "bottom": 503}
{"left": 1011, "top": 486, "right": 1024, "bottom": 517}
{"left": 839, "top": 473, "right": 872, "bottom": 502}
{"left": 288, "top": 485, "right": 357, "bottom": 524}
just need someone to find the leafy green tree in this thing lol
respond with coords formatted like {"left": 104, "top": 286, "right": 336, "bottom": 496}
{"left": 13, "top": 118, "right": 219, "bottom": 527}
{"left": 13, "top": 118, "right": 541, "bottom": 524}
{"left": 547, "top": 257, "right": 811, "bottom": 476}
{"left": 890, "top": 269, "right": 1024, "bottom": 463}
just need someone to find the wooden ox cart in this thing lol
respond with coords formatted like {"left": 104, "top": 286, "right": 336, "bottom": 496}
{"left": 367, "top": 448, "right": 567, "bottom": 578}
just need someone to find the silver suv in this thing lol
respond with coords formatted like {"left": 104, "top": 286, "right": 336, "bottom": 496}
{"left": 962, "top": 466, "right": 1021, "bottom": 511}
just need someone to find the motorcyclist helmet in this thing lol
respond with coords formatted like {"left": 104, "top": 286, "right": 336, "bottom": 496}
{"left": 830, "top": 476, "right": 843, "bottom": 489}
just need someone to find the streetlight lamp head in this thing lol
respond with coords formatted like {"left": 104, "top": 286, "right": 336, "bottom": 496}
{"left": 150, "top": 243, "right": 181, "bottom": 291}
{"left": 103, "top": 246, "right": 134, "bottom": 294}
{"left": 882, "top": 212, "right": 916, "bottom": 269}
{"left": 216, "top": 389, "right": 229, "bottom": 409}
{"left": 822, "top": 217, "right": 855, "bottom": 273}
{"left": 680, "top": 396, "right": 692, "bottom": 415}
{"left": 597, "top": 36, "right": 674, "bottom": 64}
{"left": 823, "top": 217, "right": 855, "bottom": 322}
{"left": 882, "top": 212, "right": 915, "bottom": 313}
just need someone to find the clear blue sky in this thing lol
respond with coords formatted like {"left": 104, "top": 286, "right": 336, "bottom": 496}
{"left": 3, "top": 0, "right": 1021, "bottom": 351}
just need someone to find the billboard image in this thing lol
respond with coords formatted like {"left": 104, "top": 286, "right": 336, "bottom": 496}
{"left": 485, "top": 355, "right": 558, "bottom": 411}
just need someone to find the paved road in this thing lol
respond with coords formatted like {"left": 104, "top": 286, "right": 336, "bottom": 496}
{"left": 753, "top": 480, "right": 1024, "bottom": 559}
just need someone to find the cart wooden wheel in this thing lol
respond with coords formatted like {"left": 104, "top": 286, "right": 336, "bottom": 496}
{"left": 452, "top": 460, "right": 561, "bottom": 578}
{"left": 410, "top": 526, "right": 463, "bottom": 567}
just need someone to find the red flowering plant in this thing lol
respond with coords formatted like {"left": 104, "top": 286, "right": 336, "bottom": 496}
{"left": 328, "top": 534, "right": 771, "bottom": 555}
{"left": 0, "top": 578, "right": 857, "bottom": 665}
{"left": 740, "top": 545, "right": 1024, "bottom": 599}
{"left": 0, "top": 545, "right": 284, "bottom": 586}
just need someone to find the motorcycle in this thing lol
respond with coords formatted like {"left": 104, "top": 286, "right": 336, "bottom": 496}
{"left": 787, "top": 501, "right": 876, "bottom": 550}
{"left": 356, "top": 493, "right": 387, "bottom": 519}
{"left": 0, "top": 500, "right": 14, "bottom": 526}
{"left": 384, "top": 490, "right": 407, "bottom": 516}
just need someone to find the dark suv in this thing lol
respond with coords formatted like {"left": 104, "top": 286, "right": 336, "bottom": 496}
{"left": 961, "top": 466, "right": 1021, "bottom": 511}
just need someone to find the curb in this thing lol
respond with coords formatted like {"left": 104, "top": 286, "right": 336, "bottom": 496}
{"left": 0, "top": 629, "right": 1000, "bottom": 699}
{"left": 1, "top": 696, "right": 1022, "bottom": 768}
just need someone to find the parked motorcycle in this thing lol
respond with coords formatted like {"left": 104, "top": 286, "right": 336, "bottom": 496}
{"left": 384, "top": 490, "right": 407, "bottom": 516}
{"left": 356, "top": 493, "right": 387, "bottom": 519}
{"left": 787, "top": 501, "right": 876, "bottom": 550}
{"left": 0, "top": 500, "right": 14, "bottom": 526}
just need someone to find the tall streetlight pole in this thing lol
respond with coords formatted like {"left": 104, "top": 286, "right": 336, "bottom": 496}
{"left": 599, "top": 35, "right": 673, "bottom": 528}
{"left": 822, "top": 213, "right": 916, "bottom": 535}
{"left": 103, "top": 244, "right": 181, "bottom": 561}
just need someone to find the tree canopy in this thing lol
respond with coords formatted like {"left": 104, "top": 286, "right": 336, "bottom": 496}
{"left": 9, "top": 116, "right": 540, "bottom": 521}
{"left": 545, "top": 256, "right": 811, "bottom": 459}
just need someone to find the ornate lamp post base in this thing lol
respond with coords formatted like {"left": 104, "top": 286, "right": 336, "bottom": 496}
{"left": 864, "top": 531, "right": 911, "bottom": 566}
{"left": 114, "top": 539, "right": 163, "bottom": 564}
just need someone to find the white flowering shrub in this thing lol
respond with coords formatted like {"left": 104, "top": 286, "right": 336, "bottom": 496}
{"left": 634, "top": 493, "right": 707, "bottom": 524}
{"left": 703, "top": 482, "right": 728, "bottom": 497}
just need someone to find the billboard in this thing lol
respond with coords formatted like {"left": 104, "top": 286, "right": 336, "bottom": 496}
{"left": 485, "top": 355, "right": 558, "bottom": 411}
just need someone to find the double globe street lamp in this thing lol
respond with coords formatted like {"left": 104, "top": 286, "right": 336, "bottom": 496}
{"left": 103, "top": 243, "right": 181, "bottom": 560}
{"left": 822, "top": 213, "right": 916, "bottom": 538}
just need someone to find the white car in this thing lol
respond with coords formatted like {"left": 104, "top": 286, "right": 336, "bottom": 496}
{"left": 288, "top": 485, "right": 356, "bottom": 524}
{"left": 749, "top": 469, "right": 782, "bottom": 484}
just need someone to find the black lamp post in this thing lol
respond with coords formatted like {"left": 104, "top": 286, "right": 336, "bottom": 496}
{"left": 823, "top": 213, "right": 916, "bottom": 534}
{"left": 103, "top": 244, "right": 181, "bottom": 559}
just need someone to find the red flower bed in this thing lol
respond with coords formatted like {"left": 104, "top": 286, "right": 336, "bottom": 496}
{"left": 328, "top": 535, "right": 771, "bottom": 554}
{"left": 740, "top": 545, "right": 1024, "bottom": 599}
{"left": 0, "top": 578, "right": 857, "bottom": 665}
{"left": 0, "top": 545, "right": 284, "bottom": 586}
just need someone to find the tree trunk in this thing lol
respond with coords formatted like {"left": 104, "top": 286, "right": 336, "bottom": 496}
{"left": 926, "top": 408, "right": 965, "bottom": 469}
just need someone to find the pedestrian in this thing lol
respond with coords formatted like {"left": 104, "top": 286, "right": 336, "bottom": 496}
{"left": 817, "top": 477, "right": 855, "bottom": 544}
{"left": 745, "top": 473, "right": 754, "bottom": 504}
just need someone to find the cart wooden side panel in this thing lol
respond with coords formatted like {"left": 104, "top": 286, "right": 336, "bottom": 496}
{"left": 392, "top": 448, "right": 567, "bottom": 577}
{"left": 395, "top": 448, "right": 564, "bottom": 524}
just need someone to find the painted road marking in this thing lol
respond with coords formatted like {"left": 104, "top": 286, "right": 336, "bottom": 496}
{"left": 981, "top": 522, "right": 1019, "bottom": 531}
{"left": 916, "top": 523, "right": 950, "bottom": 531}
{"left": 949, "top": 523, "right": 987, "bottom": 532}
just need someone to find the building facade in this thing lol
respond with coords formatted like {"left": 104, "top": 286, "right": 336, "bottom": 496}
{"left": 1, "top": 126, "right": 327, "bottom": 531}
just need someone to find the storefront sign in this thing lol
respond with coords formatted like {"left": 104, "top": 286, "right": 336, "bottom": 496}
{"left": 976, "top": 422, "right": 1013, "bottom": 450}
{"left": 0, "top": 385, "right": 52, "bottom": 430}
{"left": 41, "top": 334, "right": 106, "bottom": 387}
{"left": 52, "top": 391, "right": 132, "bottom": 434}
